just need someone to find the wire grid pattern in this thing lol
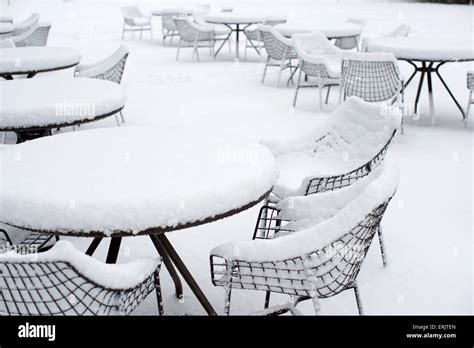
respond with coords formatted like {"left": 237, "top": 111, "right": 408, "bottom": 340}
{"left": 211, "top": 199, "right": 391, "bottom": 298}
{"left": 174, "top": 18, "right": 213, "bottom": 42}
{"left": 89, "top": 54, "right": 128, "bottom": 84}
{"left": 162, "top": 13, "right": 181, "bottom": 31}
{"left": 334, "top": 36, "right": 359, "bottom": 50}
{"left": 300, "top": 60, "right": 334, "bottom": 80}
{"left": 12, "top": 15, "right": 39, "bottom": 37}
{"left": 305, "top": 130, "right": 396, "bottom": 195}
{"left": 467, "top": 71, "right": 474, "bottom": 90}
{"left": 260, "top": 30, "right": 297, "bottom": 61}
{"left": 0, "top": 261, "right": 162, "bottom": 315}
{"left": 14, "top": 25, "right": 51, "bottom": 47}
{"left": 0, "top": 229, "right": 56, "bottom": 252}
{"left": 341, "top": 59, "right": 401, "bottom": 102}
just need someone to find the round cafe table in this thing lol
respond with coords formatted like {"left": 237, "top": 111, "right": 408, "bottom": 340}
{"left": 204, "top": 12, "right": 287, "bottom": 59}
{"left": 367, "top": 36, "right": 474, "bottom": 125}
{"left": 0, "top": 78, "right": 126, "bottom": 143}
{"left": 0, "top": 47, "right": 82, "bottom": 79}
{"left": 0, "top": 22, "right": 14, "bottom": 38}
{"left": 274, "top": 21, "right": 362, "bottom": 39}
{"left": 0, "top": 127, "right": 279, "bottom": 315}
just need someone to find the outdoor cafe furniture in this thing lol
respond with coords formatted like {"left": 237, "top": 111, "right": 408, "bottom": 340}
{"left": 0, "top": 46, "right": 81, "bottom": 79}
{"left": 360, "top": 24, "right": 411, "bottom": 52}
{"left": 12, "top": 12, "right": 39, "bottom": 37}
{"left": 12, "top": 22, "right": 52, "bottom": 47}
{"left": 0, "top": 127, "right": 279, "bottom": 315}
{"left": 121, "top": 6, "right": 152, "bottom": 40}
{"left": 367, "top": 36, "right": 474, "bottom": 125}
{"left": 274, "top": 21, "right": 362, "bottom": 41}
{"left": 466, "top": 71, "right": 474, "bottom": 127}
{"left": 0, "top": 78, "right": 126, "bottom": 142}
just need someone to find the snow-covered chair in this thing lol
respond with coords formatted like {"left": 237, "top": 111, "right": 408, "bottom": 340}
{"left": 0, "top": 228, "right": 58, "bottom": 252}
{"left": 334, "top": 18, "right": 366, "bottom": 51}
{"left": 193, "top": 14, "right": 232, "bottom": 52}
{"left": 12, "top": 13, "right": 39, "bottom": 37}
{"left": 161, "top": 11, "right": 182, "bottom": 46}
{"left": 74, "top": 45, "right": 129, "bottom": 126}
{"left": 264, "top": 97, "right": 400, "bottom": 203}
{"left": 258, "top": 24, "right": 298, "bottom": 87}
{"left": 210, "top": 162, "right": 399, "bottom": 315}
{"left": 121, "top": 6, "right": 152, "bottom": 40}
{"left": 466, "top": 71, "right": 474, "bottom": 127}
{"left": 0, "top": 241, "right": 163, "bottom": 315}
{"left": 244, "top": 18, "right": 287, "bottom": 59}
{"left": 361, "top": 24, "right": 411, "bottom": 52}
{"left": 174, "top": 17, "right": 216, "bottom": 61}
{"left": 12, "top": 22, "right": 51, "bottom": 47}
{"left": 341, "top": 51, "right": 404, "bottom": 132}
{"left": 292, "top": 32, "right": 343, "bottom": 110}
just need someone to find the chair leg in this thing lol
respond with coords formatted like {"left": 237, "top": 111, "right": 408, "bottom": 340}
{"left": 353, "top": 284, "right": 364, "bottom": 315}
{"left": 277, "top": 59, "right": 285, "bottom": 88}
{"left": 121, "top": 22, "right": 125, "bottom": 40}
{"left": 293, "top": 68, "right": 303, "bottom": 107}
{"left": 261, "top": 57, "right": 270, "bottom": 84}
{"left": 378, "top": 225, "right": 387, "bottom": 267}
{"left": 264, "top": 291, "right": 271, "bottom": 309}
{"left": 154, "top": 271, "right": 164, "bottom": 315}
{"left": 224, "top": 281, "right": 232, "bottom": 316}
{"left": 465, "top": 91, "right": 472, "bottom": 128}
{"left": 115, "top": 114, "right": 121, "bottom": 127}
{"left": 176, "top": 41, "right": 181, "bottom": 61}
{"left": 325, "top": 85, "right": 331, "bottom": 104}
{"left": 318, "top": 85, "right": 324, "bottom": 112}
{"left": 119, "top": 110, "right": 125, "bottom": 123}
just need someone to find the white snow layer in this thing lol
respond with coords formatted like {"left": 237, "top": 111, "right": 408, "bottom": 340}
{"left": 0, "top": 127, "right": 279, "bottom": 235}
{"left": 204, "top": 12, "right": 286, "bottom": 24}
{"left": 262, "top": 97, "right": 401, "bottom": 199}
{"left": 0, "top": 47, "right": 82, "bottom": 74}
{"left": 0, "top": 78, "right": 127, "bottom": 129}
{"left": 212, "top": 161, "right": 399, "bottom": 262}
{"left": 0, "top": 240, "right": 160, "bottom": 289}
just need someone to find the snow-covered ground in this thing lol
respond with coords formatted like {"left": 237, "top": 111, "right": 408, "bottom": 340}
{"left": 1, "top": 0, "right": 472, "bottom": 315}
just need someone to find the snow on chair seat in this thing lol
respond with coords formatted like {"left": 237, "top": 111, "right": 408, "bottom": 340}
{"left": 0, "top": 241, "right": 163, "bottom": 315}
{"left": 262, "top": 97, "right": 400, "bottom": 202}
{"left": 210, "top": 162, "right": 399, "bottom": 315}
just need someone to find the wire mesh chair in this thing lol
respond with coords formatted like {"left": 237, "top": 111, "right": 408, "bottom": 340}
{"left": 361, "top": 24, "right": 411, "bottom": 52}
{"left": 174, "top": 17, "right": 215, "bottom": 62}
{"left": 465, "top": 71, "right": 474, "bottom": 127}
{"left": 0, "top": 228, "right": 58, "bottom": 252}
{"left": 244, "top": 19, "right": 287, "bottom": 59}
{"left": 12, "top": 22, "right": 51, "bottom": 47}
{"left": 210, "top": 190, "right": 396, "bottom": 315}
{"left": 74, "top": 45, "right": 129, "bottom": 126}
{"left": 193, "top": 15, "right": 232, "bottom": 53}
{"left": 258, "top": 25, "right": 298, "bottom": 87}
{"left": 161, "top": 11, "right": 183, "bottom": 46}
{"left": 0, "top": 241, "right": 164, "bottom": 316}
{"left": 341, "top": 52, "right": 404, "bottom": 132}
{"left": 12, "top": 13, "right": 39, "bottom": 37}
{"left": 334, "top": 18, "right": 366, "bottom": 51}
{"left": 292, "top": 32, "right": 343, "bottom": 111}
{"left": 121, "top": 6, "right": 152, "bottom": 40}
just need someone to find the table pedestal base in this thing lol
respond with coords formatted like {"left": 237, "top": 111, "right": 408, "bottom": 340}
{"left": 404, "top": 61, "right": 466, "bottom": 125}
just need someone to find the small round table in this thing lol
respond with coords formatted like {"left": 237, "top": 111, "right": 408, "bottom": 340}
{"left": 0, "top": 47, "right": 82, "bottom": 79}
{"left": 151, "top": 7, "right": 204, "bottom": 16}
{"left": 0, "top": 78, "right": 126, "bottom": 143}
{"left": 274, "top": 22, "right": 362, "bottom": 39}
{"left": 0, "top": 23, "right": 14, "bottom": 38}
{"left": 367, "top": 36, "right": 474, "bottom": 125}
{"left": 204, "top": 13, "right": 287, "bottom": 59}
{"left": 0, "top": 127, "right": 279, "bottom": 315}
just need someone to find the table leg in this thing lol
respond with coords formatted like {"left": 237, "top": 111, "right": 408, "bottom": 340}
{"left": 85, "top": 237, "right": 103, "bottom": 256}
{"left": 414, "top": 64, "right": 426, "bottom": 114}
{"left": 235, "top": 24, "right": 240, "bottom": 59}
{"left": 213, "top": 25, "right": 233, "bottom": 58}
{"left": 106, "top": 237, "right": 122, "bottom": 264}
{"left": 426, "top": 63, "right": 435, "bottom": 125}
{"left": 149, "top": 235, "right": 183, "bottom": 299}
{"left": 26, "top": 72, "right": 37, "bottom": 78}
{"left": 151, "top": 234, "right": 218, "bottom": 316}
{"left": 435, "top": 62, "right": 466, "bottom": 120}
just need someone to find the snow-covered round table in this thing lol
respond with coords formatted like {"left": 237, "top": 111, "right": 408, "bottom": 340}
{"left": 274, "top": 22, "right": 362, "bottom": 39}
{"left": 204, "top": 12, "right": 287, "bottom": 59}
{"left": 367, "top": 36, "right": 474, "bottom": 124}
{"left": 0, "top": 23, "right": 14, "bottom": 37}
{"left": 0, "top": 78, "right": 126, "bottom": 142}
{"left": 0, "top": 127, "right": 279, "bottom": 315}
{"left": 0, "top": 47, "right": 82, "bottom": 79}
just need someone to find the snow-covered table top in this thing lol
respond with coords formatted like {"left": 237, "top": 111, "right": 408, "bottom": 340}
{"left": 274, "top": 22, "right": 362, "bottom": 39}
{"left": 0, "top": 78, "right": 127, "bottom": 131}
{"left": 0, "top": 23, "right": 14, "bottom": 34}
{"left": 0, "top": 47, "right": 82, "bottom": 76}
{"left": 367, "top": 36, "right": 474, "bottom": 62}
{"left": 204, "top": 12, "right": 286, "bottom": 25}
{"left": 151, "top": 7, "right": 206, "bottom": 16}
{"left": 0, "top": 127, "right": 279, "bottom": 236}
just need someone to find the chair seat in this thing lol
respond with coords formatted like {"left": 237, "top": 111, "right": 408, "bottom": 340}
{"left": 131, "top": 17, "right": 151, "bottom": 26}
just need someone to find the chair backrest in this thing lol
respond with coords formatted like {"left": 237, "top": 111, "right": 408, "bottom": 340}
{"left": 292, "top": 31, "right": 343, "bottom": 78}
{"left": 341, "top": 52, "right": 401, "bottom": 103}
{"left": 162, "top": 11, "right": 182, "bottom": 31}
{"left": 174, "top": 17, "right": 210, "bottom": 42}
{"left": 12, "top": 12, "right": 39, "bottom": 36}
{"left": 76, "top": 45, "right": 129, "bottom": 84}
{"left": 258, "top": 24, "right": 293, "bottom": 60}
{"left": 13, "top": 22, "right": 51, "bottom": 47}
{"left": 0, "top": 241, "right": 158, "bottom": 315}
